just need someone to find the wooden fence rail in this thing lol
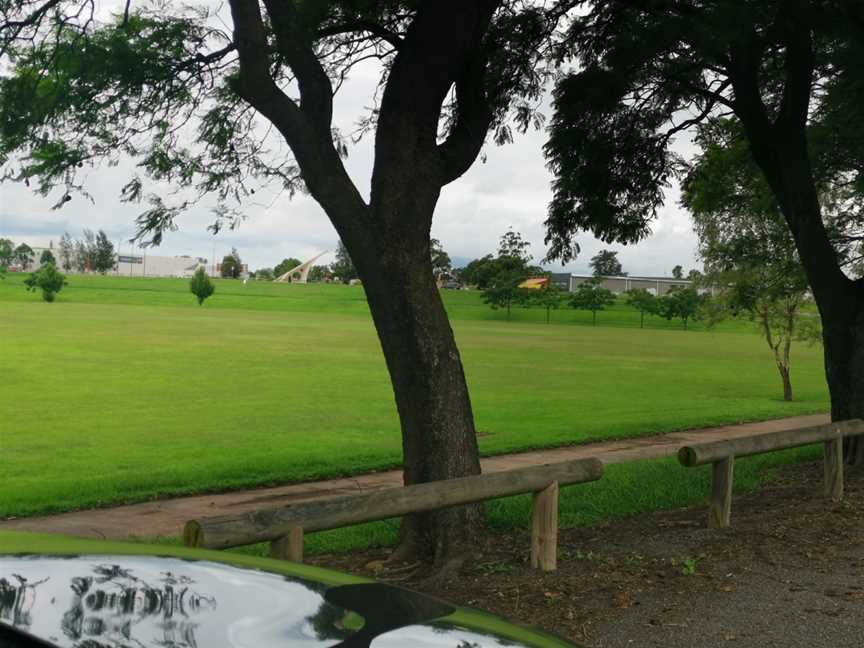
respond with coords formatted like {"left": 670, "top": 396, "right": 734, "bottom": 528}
{"left": 184, "top": 458, "right": 604, "bottom": 572}
{"left": 677, "top": 419, "right": 864, "bottom": 528}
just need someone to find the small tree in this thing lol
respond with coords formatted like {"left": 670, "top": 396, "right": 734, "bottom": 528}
{"left": 75, "top": 229, "right": 97, "bottom": 272}
{"left": 13, "top": 243, "right": 34, "bottom": 269}
{"left": 430, "top": 238, "right": 452, "bottom": 280}
{"left": 93, "top": 230, "right": 116, "bottom": 274}
{"left": 625, "top": 288, "right": 658, "bottom": 329}
{"left": 189, "top": 266, "right": 215, "bottom": 306}
{"left": 329, "top": 241, "right": 357, "bottom": 284}
{"left": 308, "top": 265, "right": 329, "bottom": 282}
{"left": 590, "top": 249, "right": 624, "bottom": 277}
{"left": 497, "top": 228, "right": 533, "bottom": 263}
{"left": 570, "top": 278, "right": 616, "bottom": 326}
{"left": 482, "top": 263, "right": 530, "bottom": 320}
{"left": 24, "top": 263, "right": 66, "bottom": 302}
{"left": 525, "top": 282, "right": 564, "bottom": 324}
{"left": 658, "top": 287, "right": 702, "bottom": 330}
{"left": 40, "top": 249, "right": 56, "bottom": 266}
{"left": 255, "top": 268, "right": 274, "bottom": 281}
{"left": 58, "top": 232, "right": 74, "bottom": 271}
{"left": 671, "top": 265, "right": 684, "bottom": 280}
{"left": 0, "top": 238, "right": 13, "bottom": 268}
{"left": 220, "top": 248, "right": 242, "bottom": 279}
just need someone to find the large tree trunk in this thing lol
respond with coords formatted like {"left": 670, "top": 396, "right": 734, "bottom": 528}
{"left": 822, "top": 304, "right": 864, "bottom": 465}
{"left": 358, "top": 234, "right": 483, "bottom": 565}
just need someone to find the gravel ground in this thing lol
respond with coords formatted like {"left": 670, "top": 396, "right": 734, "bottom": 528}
{"left": 310, "top": 461, "right": 864, "bottom": 648}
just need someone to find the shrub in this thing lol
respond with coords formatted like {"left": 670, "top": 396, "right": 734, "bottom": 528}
{"left": 190, "top": 266, "right": 215, "bottom": 305}
{"left": 24, "top": 263, "right": 66, "bottom": 302}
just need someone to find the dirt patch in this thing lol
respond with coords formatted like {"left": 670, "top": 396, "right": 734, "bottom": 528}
{"left": 309, "top": 462, "right": 864, "bottom": 647}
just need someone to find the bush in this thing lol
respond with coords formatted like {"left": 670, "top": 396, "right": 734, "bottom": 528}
{"left": 24, "top": 263, "right": 66, "bottom": 302}
{"left": 190, "top": 266, "right": 215, "bottom": 305}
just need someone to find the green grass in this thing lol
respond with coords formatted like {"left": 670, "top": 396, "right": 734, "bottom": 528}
{"left": 0, "top": 274, "right": 829, "bottom": 519}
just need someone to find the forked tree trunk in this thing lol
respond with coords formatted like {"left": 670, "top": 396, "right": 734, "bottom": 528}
{"left": 358, "top": 237, "right": 483, "bottom": 564}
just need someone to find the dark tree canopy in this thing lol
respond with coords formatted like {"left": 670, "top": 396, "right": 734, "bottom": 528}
{"left": 274, "top": 258, "right": 303, "bottom": 278}
{"left": 589, "top": 249, "right": 623, "bottom": 277}
{"left": 220, "top": 248, "right": 242, "bottom": 279}
{"left": 39, "top": 249, "right": 55, "bottom": 266}
{"left": 544, "top": 0, "right": 864, "bottom": 268}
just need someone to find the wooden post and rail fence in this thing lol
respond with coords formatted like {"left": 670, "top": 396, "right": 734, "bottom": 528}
{"left": 678, "top": 419, "right": 864, "bottom": 528}
{"left": 183, "top": 419, "right": 864, "bottom": 571}
{"left": 184, "top": 458, "right": 604, "bottom": 572}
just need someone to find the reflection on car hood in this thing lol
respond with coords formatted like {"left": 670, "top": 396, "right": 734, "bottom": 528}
{"left": 0, "top": 555, "right": 548, "bottom": 648}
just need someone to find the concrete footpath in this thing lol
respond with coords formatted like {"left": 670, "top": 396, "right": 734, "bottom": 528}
{"left": 1, "top": 414, "right": 828, "bottom": 540}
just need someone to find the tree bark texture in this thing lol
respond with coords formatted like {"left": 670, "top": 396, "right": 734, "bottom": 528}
{"left": 359, "top": 236, "right": 484, "bottom": 563}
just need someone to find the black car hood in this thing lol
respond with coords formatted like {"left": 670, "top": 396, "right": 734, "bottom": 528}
{"left": 0, "top": 555, "right": 542, "bottom": 648}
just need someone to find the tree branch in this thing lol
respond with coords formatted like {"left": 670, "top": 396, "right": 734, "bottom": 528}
{"left": 226, "top": 0, "right": 369, "bottom": 248}
{"left": 437, "top": 51, "right": 494, "bottom": 185}
{"left": 261, "top": 0, "right": 334, "bottom": 134}
{"left": 317, "top": 19, "right": 403, "bottom": 50}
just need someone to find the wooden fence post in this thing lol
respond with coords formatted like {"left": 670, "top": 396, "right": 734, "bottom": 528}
{"left": 824, "top": 439, "right": 844, "bottom": 501}
{"left": 270, "top": 526, "right": 304, "bottom": 562}
{"left": 709, "top": 457, "right": 734, "bottom": 529}
{"left": 531, "top": 481, "right": 559, "bottom": 571}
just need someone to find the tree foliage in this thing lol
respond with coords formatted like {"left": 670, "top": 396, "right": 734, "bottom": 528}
{"left": 430, "top": 238, "right": 452, "bottom": 280}
{"left": 189, "top": 266, "right": 215, "bottom": 305}
{"left": 39, "top": 249, "right": 55, "bottom": 266}
{"left": 657, "top": 288, "right": 703, "bottom": 330}
{"left": 569, "top": 278, "right": 616, "bottom": 326}
{"left": 274, "top": 258, "right": 303, "bottom": 278}
{"left": 13, "top": 242, "right": 33, "bottom": 268}
{"left": 58, "top": 232, "right": 74, "bottom": 271}
{"left": 682, "top": 118, "right": 817, "bottom": 400}
{"left": 625, "top": 288, "right": 657, "bottom": 329}
{"left": 220, "top": 248, "right": 242, "bottom": 279}
{"left": 497, "top": 228, "right": 533, "bottom": 264}
{"left": 523, "top": 281, "right": 564, "bottom": 324}
{"left": 0, "top": 238, "right": 13, "bottom": 267}
{"left": 93, "top": 230, "right": 115, "bottom": 274}
{"left": 329, "top": 241, "right": 357, "bottom": 284}
{"left": 24, "top": 262, "right": 66, "bottom": 302}
{"left": 541, "top": 1, "right": 864, "bottom": 462}
{"left": 589, "top": 249, "right": 623, "bottom": 277}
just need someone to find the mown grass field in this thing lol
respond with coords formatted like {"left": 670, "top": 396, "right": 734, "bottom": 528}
{"left": 1, "top": 274, "right": 829, "bottom": 523}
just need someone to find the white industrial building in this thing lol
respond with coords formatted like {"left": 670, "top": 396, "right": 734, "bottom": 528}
{"left": 8, "top": 240, "right": 214, "bottom": 278}
{"left": 568, "top": 273, "right": 695, "bottom": 296}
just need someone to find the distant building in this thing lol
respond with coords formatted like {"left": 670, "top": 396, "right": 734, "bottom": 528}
{"left": 121, "top": 254, "right": 210, "bottom": 278}
{"left": 549, "top": 273, "right": 572, "bottom": 290}
{"left": 568, "top": 273, "right": 695, "bottom": 296}
{"left": 8, "top": 240, "right": 213, "bottom": 278}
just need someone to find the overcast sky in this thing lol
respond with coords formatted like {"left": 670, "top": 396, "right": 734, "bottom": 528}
{"left": 0, "top": 3, "right": 702, "bottom": 277}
